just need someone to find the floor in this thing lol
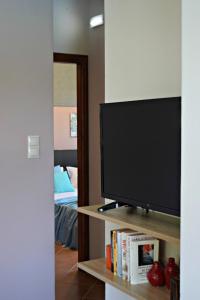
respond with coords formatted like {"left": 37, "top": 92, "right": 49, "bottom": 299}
{"left": 55, "top": 244, "right": 105, "bottom": 300}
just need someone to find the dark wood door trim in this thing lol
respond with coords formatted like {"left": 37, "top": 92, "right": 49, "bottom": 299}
{"left": 54, "top": 53, "right": 89, "bottom": 262}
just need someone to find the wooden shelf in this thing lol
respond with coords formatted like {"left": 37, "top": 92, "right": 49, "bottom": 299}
{"left": 78, "top": 258, "right": 170, "bottom": 300}
{"left": 78, "top": 204, "right": 179, "bottom": 299}
{"left": 78, "top": 204, "right": 180, "bottom": 244}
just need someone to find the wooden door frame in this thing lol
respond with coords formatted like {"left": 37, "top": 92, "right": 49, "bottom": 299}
{"left": 54, "top": 53, "right": 89, "bottom": 262}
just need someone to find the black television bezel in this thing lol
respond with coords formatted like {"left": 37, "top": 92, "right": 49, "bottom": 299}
{"left": 100, "top": 98, "right": 181, "bottom": 217}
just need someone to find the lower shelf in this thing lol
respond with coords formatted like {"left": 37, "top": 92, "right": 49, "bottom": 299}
{"left": 78, "top": 258, "right": 170, "bottom": 300}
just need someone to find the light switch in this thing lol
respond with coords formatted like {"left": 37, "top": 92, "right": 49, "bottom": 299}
{"left": 28, "top": 136, "right": 40, "bottom": 159}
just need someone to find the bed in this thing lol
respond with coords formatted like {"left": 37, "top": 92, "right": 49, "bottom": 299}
{"left": 54, "top": 150, "right": 78, "bottom": 249}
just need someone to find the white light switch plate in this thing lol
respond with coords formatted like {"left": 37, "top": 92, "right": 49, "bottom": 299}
{"left": 28, "top": 136, "right": 40, "bottom": 159}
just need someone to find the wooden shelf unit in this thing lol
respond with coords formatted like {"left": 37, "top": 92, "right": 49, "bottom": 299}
{"left": 78, "top": 204, "right": 180, "bottom": 244}
{"left": 78, "top": 204, "right": 180, "bottom": 299}
{"left": 78, "top": 258, "right": 170, "bottom": 300}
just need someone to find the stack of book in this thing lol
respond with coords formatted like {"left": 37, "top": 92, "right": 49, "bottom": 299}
{"left": 109, "top": 229, "right": 159, "bottom": 284}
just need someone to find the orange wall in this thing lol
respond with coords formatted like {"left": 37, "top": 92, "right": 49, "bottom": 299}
{"left": 54, "top": 107, "right": 77, "bottom": 150}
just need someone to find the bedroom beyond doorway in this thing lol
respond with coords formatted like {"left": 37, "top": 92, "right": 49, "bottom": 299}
{"left": 53, "top": 53, "right": 92, "bottom": 300}
{"left": 54, "top": 62, "right": 78, "bottom": 250}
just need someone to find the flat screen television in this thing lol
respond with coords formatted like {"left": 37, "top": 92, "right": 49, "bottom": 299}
{"left": 100, "top": 98, "right": 181, "bottom": 216}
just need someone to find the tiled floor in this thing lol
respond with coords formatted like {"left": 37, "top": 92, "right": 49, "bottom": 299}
{"left": 55, "top": 244, "right": 105, "bottom": 300}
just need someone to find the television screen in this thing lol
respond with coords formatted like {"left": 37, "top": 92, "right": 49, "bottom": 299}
{"left": 100, "top": 98, "right": 181, "bottom": 216}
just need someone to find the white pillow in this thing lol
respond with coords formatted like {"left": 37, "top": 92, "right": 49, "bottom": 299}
{"left": 67, "top": 166, "right": 78, "bottom": 189}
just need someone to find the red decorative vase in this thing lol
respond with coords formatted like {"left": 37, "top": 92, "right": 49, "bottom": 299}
{"left": 147, "top": 261, "right": 165, "bottom": 287}
{"left": 165, "top": 257, "right": 179, "bottom": 289}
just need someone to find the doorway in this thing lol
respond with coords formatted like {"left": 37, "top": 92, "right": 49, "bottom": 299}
{"left": 54, "top": 53, "right": 89, "bottom": 260}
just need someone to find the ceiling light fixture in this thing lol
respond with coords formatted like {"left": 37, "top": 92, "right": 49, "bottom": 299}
{"left": 90, "top": 14, "right": 104, "bottom": 28}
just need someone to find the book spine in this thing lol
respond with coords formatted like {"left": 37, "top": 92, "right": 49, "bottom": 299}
{"left": 127, "top": 235, "right": 131, "bottom": 282}
{"left": 122, "top": 232, "right": 127, "bottom": 280}
{"left": 130, "top": 240, "right": 135, "bottom": 285}
{"left": 113, "top": 230, "right": 117, "bottom": 275}
{"left": 106, "top": 244, "right": 112, "bottom": 270}
{"left": 110, "top": 230, "right": 114, "bottom": 272}
{"left": 117, "top": 231, "right": 122, "bottom": 277}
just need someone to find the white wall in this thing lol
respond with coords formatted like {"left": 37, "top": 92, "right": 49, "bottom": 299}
{"left": 106, "top": 285, "right": 133, "bottom": 300}
{"left": 104, "top": 0, "right": 181, "bottom": 298}
{"left": 0, "top": 1, "right": 54, "bottom": 300}
{"left": 53, "top": 0, "right": 89, "bottom": 54}
{"left": 54, "top": 107, "right": 77, "bottom": 150}
{"left": 181, "top": 1, "right": 200, "bottom": 299}
{"left": 105, "top": 0, "right": 181, "bottom": 102}
{"left": 54, "top": 63, "right": 77, "bottom": 107}
{"left": 89, "top": 0, "right": 105, "bottom": 259}
{"left": 53, "top": 0, "right": 105, "bottom": 258}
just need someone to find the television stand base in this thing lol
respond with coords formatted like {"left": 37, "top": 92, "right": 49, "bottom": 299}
{"left": 97, "top": 201, "right": 129, "bottom": 212}
{"left": 97, "top": 202, "right": 150, "bottom": 214}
